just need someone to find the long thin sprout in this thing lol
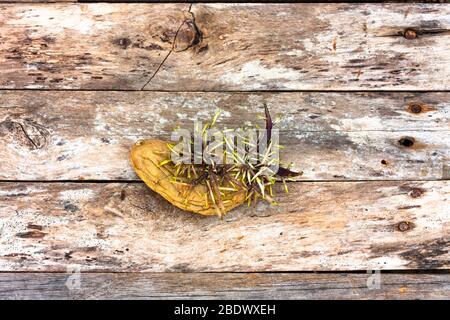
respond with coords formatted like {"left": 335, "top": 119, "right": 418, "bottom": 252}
{"left": 162, "top": 106, "right": 301, "bottom": 216}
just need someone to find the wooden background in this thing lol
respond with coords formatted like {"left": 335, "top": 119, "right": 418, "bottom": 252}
{"left": 0, "top": 1, "right": 449, "bottom": 299}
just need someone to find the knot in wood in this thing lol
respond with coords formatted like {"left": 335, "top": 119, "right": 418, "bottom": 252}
{"left": 397, "top": 221, "right": 413, "bottom": 232}
{"left": 114, "top": 37, "right": 132, "bottom": 49}
{"left": 174, "top": 19, "right": 202, "bottom": 52}
{"left": 398, "top": 136, "right": 415, "bottom": 148}
{"left": 1, "top": 118, "right": 49, "bottom": 150}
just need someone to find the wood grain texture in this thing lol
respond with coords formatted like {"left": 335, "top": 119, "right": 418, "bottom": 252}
{"left": 0, "top": 272, "right": 448, "bottom": 300}
{"left": 1, "top": 91, "right": 449, "bottom": 181}
{"left": 0, "top": 181, "right": 448, "bottom": 271}
{"left": 1, "top": 3, "right": 449, "bottom": 90}
{"left": 3, "top": 0, "right": 68, "bottom": 2}
{"left": 0, "top": 3, "right": 189, "bottom": 90}
{"left": 0, "top": 0, "right": 74, "bottom": 4}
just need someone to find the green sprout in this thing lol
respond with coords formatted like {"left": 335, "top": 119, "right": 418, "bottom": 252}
{"left": 163, "top": 105, "right": 302, "bottom": 217}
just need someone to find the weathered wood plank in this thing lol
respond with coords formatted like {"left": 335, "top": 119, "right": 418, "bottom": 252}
{"left": 0, "top": 3, "right": 189, "bottom": 90}
{"left": 1, "top": 3, "right": 449, "bottom": 90}
{"left": 149, "top": 3, "right": 450, "bottom": 91}
{"left": 0, "top": 181, "right": 448, "bottom": 271}
{"left": 1, "top": 91, "right": 449, "bottom": 181}
{"left": 0, "top": 272, "right": 448, "bottom": 300}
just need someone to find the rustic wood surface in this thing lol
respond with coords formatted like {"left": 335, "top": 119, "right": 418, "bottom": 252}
{"left": 0, "top": 272, "right": 448, "bottom": 300}
{"left": 1, "top": 91, "right": 449, "bottom": 181}
{"left": 0, "top": 181, "right": 448, "bottom": 271}
{"left": 1, "top": 3, "right": 450, "bottom": 90}
{"left": 0, "top": 2, "right": 448, "bottom": 299}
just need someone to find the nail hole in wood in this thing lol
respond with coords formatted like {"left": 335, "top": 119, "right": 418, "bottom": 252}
{"left": 409, "top": 187, "right": 424, "bottom": 198}
{"left": 398, "top": 137, "right": 415, "bottom": 147}
{"left": 397, "top": 221, "right": 412, "bottom": 232}
{"left": 381, "top": 159, "right": 388, "bottom": 165}
{"left": 403, "top": 29, "right": 417, "bottom": 39}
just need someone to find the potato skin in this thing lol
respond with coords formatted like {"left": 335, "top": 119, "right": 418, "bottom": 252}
{"left": 130, "top": 139, "right": 246, "bottom": 216}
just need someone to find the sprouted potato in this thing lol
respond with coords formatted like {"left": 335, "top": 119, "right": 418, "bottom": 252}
{"left": 130, "top": 105, "right": 301, "bottom": 217}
